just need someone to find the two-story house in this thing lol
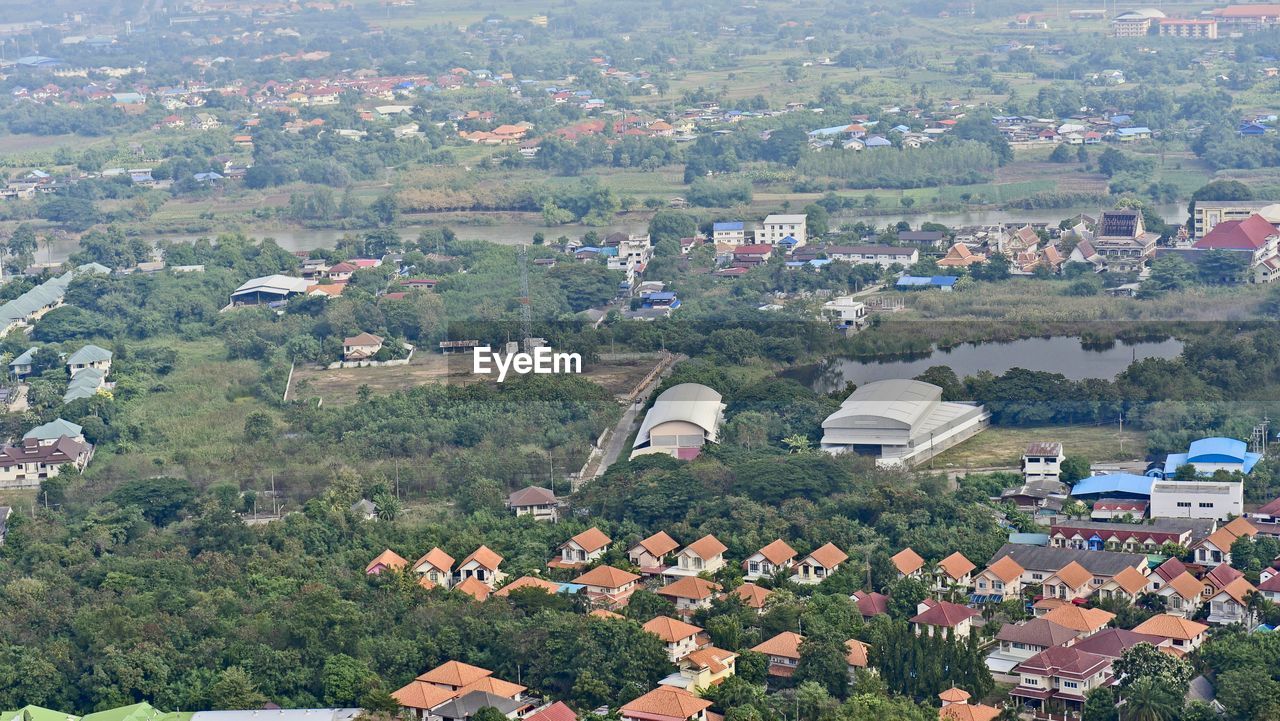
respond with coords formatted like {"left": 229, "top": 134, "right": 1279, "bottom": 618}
{"left": 911, "top": 600, "right": 979, "bottom": 639}
{"left": 744, "top": 539, "right": 798, "bottom": 581}
{"left": 751, "top": 631, "right": 803, "bottom": 678}
{"left": 973, "top": 556, "right": 1025, "bottom": 602}
{"left": 1038, "top": 605, "right": 1114, "bottom": 638}
{"left": 1206, "top": 577, "right": 1257, "bottom": 626}
{"left": 643, "top": 615, "right": 705, "bottom": 662}
{"left": 792, "top": 543, "right": 848, "bottom": 585}
{"left": 1155, "top": 571, "right": 1207, "bottom": 618}
{"left": 1132, "top": 614, "right": 1209, "bottom": 654}
{"left": 620, "top": 687, "right": 712, "bottom": 721}
{"left": 629, "top": 531, "right": 680, "bottom": 572}
{"left": 667, "top": 535, "right": 728, "bottom": 578}
{"left": 986, "top": 618, "right": 1079, "bottom": 675}
{"left": 1096, "top": 566, "right": 1151, "bottom": 604}
{"left": 891, "top": 548, "right": 926, "bottom": 579}
{"left": 670, "top": 647, "right": 737, "bottom": 691}
{"left": 1022, "top": 442, "right": 1064, "bottom": 482}
{"left": 507, "top": 486, "right": 559, "bottom": 522}
{"left": 457, "top": 546, "right": 505, "bottom": 588}
{"left": 934, "top": 552, "right": 977, "bottom": 592}
{"left": 1009, "top": 646, "right": 1114, "bottom": 714}
{"left": 733, "top": 582, "right": 773, "bottom": 614}
{"left": 412, "top": 547, "right": 455, "bottom": 589}
{"left": 1041, "top": 561, "right": 1095, "bottom": 603}
{"left": 549, "top": 527, "right": 611, "bottom": 569}
{"left": 573, "top": 565, "right": 641, "bottom": 606}
{"left": 658, "top": 576, "right": 721, "bottom": 614}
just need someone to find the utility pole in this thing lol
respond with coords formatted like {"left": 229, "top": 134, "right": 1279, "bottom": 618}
{"left": 517, "top": 243, "right": 532, "bottom": 348}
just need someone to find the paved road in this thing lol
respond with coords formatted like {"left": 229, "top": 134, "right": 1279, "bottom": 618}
{"left": 585, "top": 354, "right": 684, "bottom": 485}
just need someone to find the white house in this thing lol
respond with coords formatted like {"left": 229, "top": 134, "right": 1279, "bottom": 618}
{"left": 792, "top": 543, "right": 848, "bottom": 585}
{"left": 1022, "top": 442, "right": 1064, "bottom": 482}
{"left": 823, "top": 245, "right": 918, "bottom": 268}
{"left": 712, "top": 221, "right": 746, "bottom": 245}
{"left": 66, "top": 345, "right": 112, "bottom": 377}
{"left": 668, "top": 535, "right": 728, "bottom": 578}
{"left": 744, "top": 539, "right": 798, "bottom": 581}
{"left": 820, "top": 297, "right": 868, "bottom": 331}
{"left": 758, "top": 214, "right": 807, "bottom": 246}
{"left": 551, "top": 527, "right": 611, "bottom": 569}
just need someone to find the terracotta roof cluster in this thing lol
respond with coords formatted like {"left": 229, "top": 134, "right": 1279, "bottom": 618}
{"left": 682, "top": 534, "right": 728, "bottom": 560}
{"left": 658, "top": 576, "right": 721, "bottom": 601}
{"left": 634, "top": 531, "right": 680, "bottom": 558}
{"left": 642, "top": 615, "right": 702, "bottom": 643}
{"left": 754, "top": 539, "right": 798, "bottom": 565}
{"left": 804, "top": 542, "right": 848, "bottom": 569}
{"left": 891, "top": 548, "right": 926, "bottom": 576}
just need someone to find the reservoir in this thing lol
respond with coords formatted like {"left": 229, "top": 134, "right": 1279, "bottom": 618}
{"left": 793, "top": 337, "right": 1185, "bottom": 394}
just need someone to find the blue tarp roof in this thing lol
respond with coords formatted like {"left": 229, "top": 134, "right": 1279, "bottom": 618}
{"left": 1070, "top": 473, "right": 1153, "bottom": 498}
{"left": 897, "top": 275, "right": 958, "bottom": 287}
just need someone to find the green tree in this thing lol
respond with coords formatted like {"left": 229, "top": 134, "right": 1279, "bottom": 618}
{"left": 107, "top": 477, "right": 197, "bottom": 526}
{"left": 1119, "top": 677, "right": 1183, "bottom": 721}
{"left": 1083, "top": 686, "right": 1118, "bottom": 721}
{"left": 804, "top": 204, "right": 830, "bottom": 238}
{"left": 794, "top": 637, "right": 852, "bottom": 699}
{"left": 1061, "top": 456, "right": 1091, "bottom": 484}
{"left": 1049, "top": 143, "right": 1073, "bottom": 163}
{"left": 209, "top": 667, "right": 267, "bottom": 710}
{"left": 648, "top": 211, "right": 697, "bottom": 244}
{"left": 1113, "top": 643, "right": 1192, "bottom": 694}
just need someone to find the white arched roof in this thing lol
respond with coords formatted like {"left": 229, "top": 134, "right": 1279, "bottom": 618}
{"left": 822, "top": 379, "right": 943, "bottom": 432}
{"left": 634, "top": 383, "right": 725, "bottom": 447}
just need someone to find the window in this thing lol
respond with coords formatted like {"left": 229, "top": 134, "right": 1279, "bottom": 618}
{"left": 1031, "top": 573, "right": 1044, "bottom": 581}
{"left": 1199, "top": 502, "right": 1214, "bottom": 508}
{"left": 1063, "top": 681, "right": 1079, "bottom": 690}
{"left": 1177, "top": 502, "right": 1192, "bottom": 508}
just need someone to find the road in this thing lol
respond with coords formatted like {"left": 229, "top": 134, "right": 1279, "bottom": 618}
{"left": 578, "top": 353, "right": 684, "bottom": 488}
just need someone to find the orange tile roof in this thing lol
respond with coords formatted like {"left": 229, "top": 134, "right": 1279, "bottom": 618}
{"left": 495, "top": 575, "right": 561, "bottom": 597}
{"left": 307, "top": 283, "right": 345, "bottom": 296}
{"left": 416, "top": 660, "right": 492, "bottom": 688}
{"left": 938, "top": 688, "right": 971, "bottom": 703}
{"left": 684, "top": 646, "right": 736, "bottom": 674}
{"left": 938, "top": 552, "right": 976, "bottom": 580}
{"left": 751, "top": 631, "right": 803, "bottom": 659}
{"left": 567, "top": 527, "right": 611, "bottom": 553}
{"left": 940, "top": 702, "right": 1002, "bottom": 721}
{"left": 454, "top": 576, "right": 491, "bottom": 601}
{"left": 392, "top": 680, "right": 455, "bottom": 710}
{"left": 1107, "top": 566, "right": 1149, "bottom": 596}
{"left": 573, "top": 565, "right": 641, "bottom": 589}
{"left": 1165, "top": 572, "right": 1204, "bottom": 600}
{"left": 1222, "top": 516, "right": 1258, "bottom": 538}
{"left": 755, "top": 539, "right": 798, "bottom": 565}
{"left": 1213, "top": 577, "right": 1256, "bottom": 605}
{"left": 1050, "top": 561, "right": 1092, "bottom": 590}
{"left": 682, "top": 534, "right": 728, "bottom": 560}
{"left": 643, "top": 615, "right": 703, "bottom": 642}
{"left": 1040, "top": 605, "right": 1115, "bottom": 633}
{"left": 460, "top": 545, "right": 503, "bottom": 570}
{"left": 414, "top": 547, "right": 454, "bottom": 573}
{"left": 733, "top": 582, "right": 772, "bottom": 609}
{"left": 984, "top": 555, "right": 1025, "bottom": 584}
{"left": 891, "top": 548, "right": 925, "bottom": 575}
{"left": 845, "top": 639, "right": 869, "bottom": 667}
{"left": 589, "top": 609, "right": 624, "bottom": 620}
{"left": 620, "top": 687, "right": 712, "bottom": 720}
{"left": 659, "top": 576, "right": 721, "bottom": 600}
{"left": 457, "top": 676, "right": 527, "bottom": 699}
{"left": 367, "top": 548, "right": 408, "bottom": 573}
{"left": 634, "top": 531, "right": 680, "bottom": 558}
{"left": 1132, "top": 614, "right": 1208, "bottom": 641}
{"left": 805, "top": 542, "right": 848, "bottom": 569}
{"left": 417, "top": 577, "right": 437, "bottom": 590}
{"left": 1201, "top": 528, "right": 1240, "bottom": 552}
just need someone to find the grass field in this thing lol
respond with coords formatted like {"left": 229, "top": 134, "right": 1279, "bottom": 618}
{"left": 931, "top": 425, "right": 1148, "bottom": 469}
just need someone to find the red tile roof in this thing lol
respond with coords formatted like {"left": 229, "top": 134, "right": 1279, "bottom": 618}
{"left": 1195, "top": 213, "right": 1277, "bottom": 250}
{"left": 911, "top": 600, "right": 979, "bottom": 627}
{"left": 642, "top": 615, "right": 703, "bottom": 642}
{"left": 754, "top": 539, "right": 798, "bottom": 565}
{"left": 682, "top": 534, "right": 727, "bottom": 560}
{"left": 573, "top": 565, "right": 640, "bottom": 589}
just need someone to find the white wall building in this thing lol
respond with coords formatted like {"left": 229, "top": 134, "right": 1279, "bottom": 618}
{"left": 820, "top": 379, "right": 989, "bottom": 467}
{"left": 1150, "top": 480, "right": 1244, "bottom": 521}
{"left": 1022, "top": 442, "right": 1064, "bottom": 482}
{"left": 758, "top": 214, "right": 807, "bottom": 246}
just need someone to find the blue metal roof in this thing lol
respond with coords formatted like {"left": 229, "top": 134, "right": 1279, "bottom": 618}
{"left": 897, "top": 275, "right": 958, "bottom": 287}
{"left": 1162, "top": 437, "right": 1261, "bottom": 476}
{"left": 1116, "top": 127, "right": 1151, "bottom": 136}
{"left": 713, "top": 222, "right": 744, "bottom": 231}
{"left": 1070, "top": 473, "right": 1153, "bottom": 498}
{"left": 643, "top": 291, "right": 677, "bottom": 300}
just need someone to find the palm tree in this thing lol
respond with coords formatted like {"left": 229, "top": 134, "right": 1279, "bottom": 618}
{"left": 1120, "top": 677, "right": 1182, "bottom": 721}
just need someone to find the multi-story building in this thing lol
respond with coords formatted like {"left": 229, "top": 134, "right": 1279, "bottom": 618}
{"left": 1158, "top": 18, "right": 1218, "bottom": 38}
{"left": 757, "top": 214, "right": 807, "bottom": 246}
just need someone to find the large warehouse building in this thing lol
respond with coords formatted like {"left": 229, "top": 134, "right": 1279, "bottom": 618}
{"left": 630, "top": 383, "right": 725, "bottom": 461}
{"left": 820, "top": 379, "right": 989, "bottom": 467}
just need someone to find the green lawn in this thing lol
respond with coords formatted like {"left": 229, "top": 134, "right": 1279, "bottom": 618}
{"left": 931, "top": 425, "right": 1148, "bottom": 469}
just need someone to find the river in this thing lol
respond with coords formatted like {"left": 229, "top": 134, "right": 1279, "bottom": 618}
{"left": 791, "top": 337, "right": 1185, "bottom": 394}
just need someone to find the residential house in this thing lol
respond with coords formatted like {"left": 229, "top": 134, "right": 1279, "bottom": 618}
{"left": 1148, "top": 557, "right": 1188, "bottom": 592}
{"left": 1009, "top": 645, "right": 1114, "bottom": 713}
{"left": 1049, "top": 519, "right": 1205, "bottom": 553}
{"left": 454, "top": 577, "right": 492, "bottom": 601}
{"left": 23, "top": 418, "right": 86, "bottom": 446}
{"left": 412, "top": 547, "right": 454, "bottom": 589}
{"left": 1258, "top": 572, "right": 1280, "bottom": 602}
{"left": 938, "top": 687, "right": 1001, "bottom": 721}
{"left": 508, "top": 486, "right": 559, "bottom": 522}
{"left": 0, "top": 436, "right": 94, "bottom": 489}
{"left": 342, "top": 333, "right": 383, "bottom": 361}
{"left": 986, "top": 618, "right": 1079, "bottom": 675}
{"left": 1038, "top": 605, "right": 1115, "bottom": 637}
{"left": 1069, "top": 627, "right": 1166, "bottom": 662}
{"left": 629, "top": 531, "right": 680, "bottom": 571}
{"left": 573, "top": 565, "right": 641, "bottom": 606}
{"left": 1206, "top": 577, "right": 1257, "bottom": 626}
{"left": 793, "top": 543, "right": 848, "bottom": 585}
{"left": 493, "top": 576, "right": 563, "bottom": 598}
{"left": 744, "top": 539, "right": 798, "bottom": 581}
{"left": 326, "top": 262, "right": 357, "bottom": 281}
{"left": 457, "top": 545, "right": 505, "bottom": 588}
{"left": 935, "top": 552, "right": 977, "bottom": 592}
{"left": 1156, "top": 571, "right": 1207, "bottom": 618}
{"left": 643, "top": 615, "right": 705, "bottom": 662}
{"left": 822, "top": 245, "right": 919, "bottom": 268}
{"left": 758, "top": 214, "right": 807, "bottom": 246}
{"left": 667, "top": 534, "right": 728, "bottom": 578}
{"left": 1041, "top": 561, "right": 1095, "bottom": 603}
{"left": 668, "top": 647, "right": 737, "bottom": 691}
{"left": 1192, "top": 519, "right": 1258, "bottom": 567}
{"left": 897, "top": 230, "right": 947, "bottom": 248}
{"left": 66, "top": 344, "right": 111, "bottom": 376}
{"left": 851, "top": 590, "right": 890, "bottom": 619}
{"left": 619, "top": 687, "right": 712, "bottom": 721}
{"left": 393, "top": 661, "right": 526, "bottom": 720}
{"left": 525, "top": 703, "right": 576, "bottom": 721}
{"left": 973, "top": 556, "right": 1025, "bottom": 602}
{"left": 985, "top": 544, "right": 1149, "bottom": 590}
{"left": 1022, "top": 442, "right": 1064, "bottom": 482}
{"left": 911, "top": 600, "right": 979, "bottom": 639}
{"left": 432, "top": 691, "right": 531, "bottom": 721}
{"left": 1096, "top": 566, "right": 1151, "bottom": 604}
{"left": 732, "top": 582, "right": 773, "bottom": 613}
{"left": 712, "top": 222, "right": 746, "bottom": 245}
{"left": 752, "top": 631, "right": 803, "bottom": 678}
{"left": 1132, "top": 614, "right": 1209, "bottom": 654}
{"left": 1091, "top": 499, "right": 1148, "bottom": 521}
{"left": 1190, "top": 213, "right": 1280, "bottom": 283}
{"left": 549, "top": 527, "right": 611, "bottom": 569}
{"left": 820, "top": 297, "right": 868, "bottom": 332}
{"left": 892, "top": 548, "right": 927, "bottom": 579}
{"left": 658, "top": 576, "right": 722, "bottom": 614}
{"left": 366, "top": 549, "right": 408, "bottom": 575}
{"left": 9, "top": 347, "right": 36, "bottom": 378}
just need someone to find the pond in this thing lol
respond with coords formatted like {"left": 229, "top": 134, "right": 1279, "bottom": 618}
{"left": 790, "top": 336, "right": 1185, "bottom": 394}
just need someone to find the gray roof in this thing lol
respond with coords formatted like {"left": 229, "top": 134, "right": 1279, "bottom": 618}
{"left": 988, "top": 543, "right": 1148, "bottom": 576}
{"left": 995, "top": 618, "right": 1078, "bottom": 648}
{"left": 634, "top": 383, "right": 725, "bottom": 448}
{"left": 823, "top": 379, "right": 942, "bottom": 431}
{"left": 67, "top": 344, "right": 112, "bottom": 365}
{"left": 432, "top": 691, "right": 525, "bottom": 720}
{"left": 509, "top": 485, "right": 557, "bottom": 507}
{"left": 10, "top": 347, "right": 36, "bottom": 367}
{"left": 232, "top": 274, "right": 311, "bottom": 298}
{"left": 1050, "top": 518, "right": 1215, "bottom": 542}
{"left": 24, "top": 418, "right": 83, "bottom": 441}
{"left": 63, "top": 368, "right": 105, "bottom": 403}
